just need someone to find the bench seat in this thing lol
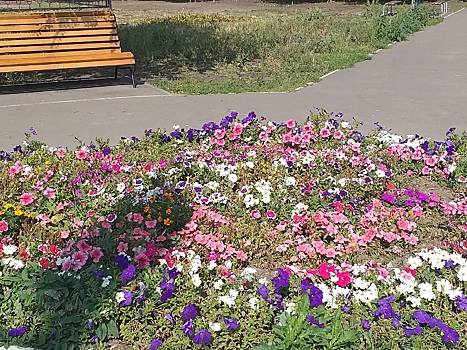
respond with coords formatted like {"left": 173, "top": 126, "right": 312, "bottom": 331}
{"left": 0, "top": 10, "right": 136, "bottom": 87}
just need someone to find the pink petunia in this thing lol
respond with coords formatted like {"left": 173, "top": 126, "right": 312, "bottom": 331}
{"left": 20, "top": 192, "right": 34, "bottom": 205}
{"left": 43, "top": 187, "right": 56, "bottom": 199}
{"left": 251, "top": 210, "right": 261, "bottom": 219}
{"left": 145, "top": 220, "right": 157, "bottom": 229}
{"left": 320, "top": 128, "right": 331, "bottom": 138}
{"left": 77, "top": 240, "right": 92, "bottom": 252}
{"left": 134, "top": 253, "right": 150, "bottom": 269}
{"left": 76, "top": 148, "right": 88, "bottom": 160}
{"left": 0, "top": 221, "right": 8, "bottom": 232}
{"left": 90, "top": 247, "right": 103, "bottom": 263}
{"left": 285, "top": 119, "right": 296, "bottom": 129}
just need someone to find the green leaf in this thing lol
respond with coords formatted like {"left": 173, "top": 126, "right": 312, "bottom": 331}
{"left": 96, "top": 323, "right": 108, "bottom": 341}
{"left": 107, "top": 319, "right": 119, "bottom": 338}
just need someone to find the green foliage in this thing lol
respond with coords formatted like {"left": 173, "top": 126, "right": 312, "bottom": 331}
{"left": 253, "top": 295, "right": 361, "bottom": 350}
{"left": 115, "top": 7, "right": 441, "bottom": 94}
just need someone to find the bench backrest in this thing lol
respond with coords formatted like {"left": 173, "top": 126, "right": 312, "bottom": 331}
{"left": 0, "top": 10, "right": 123, "bottom": 55}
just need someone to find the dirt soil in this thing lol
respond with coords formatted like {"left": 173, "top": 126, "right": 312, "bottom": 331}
{"left": 112, "top": 0, "right": 465, "bottom": 18}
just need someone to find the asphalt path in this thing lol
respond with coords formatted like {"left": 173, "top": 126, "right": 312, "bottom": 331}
{"left": 0, "top": 8, "right": 466, "bottom": 150}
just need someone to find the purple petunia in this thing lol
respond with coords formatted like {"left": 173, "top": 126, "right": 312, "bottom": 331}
{"left": 164, "top": 313, "right": 174, "bottom": 324}
{"left": 442, "top": 327, "right": 460, "bottom": 345}
{"left": 272, "top": 268, "right": 289, "bottom": 292}
{"left": 114, "top": 254, "right": 129, "bottom": 270}
{"left": 306, "top": 315, "right": 324, "bottom": 328}
{"left": 193, "top": 329, "right": 211, "bottom": 345}
{"left": 381, "top": 193, "right": 395, "bottom": 204}
{"left": 89, "top": 335, "right": 100, "bottom": 343}
{"left": 182, "top": 320, "right": 194, "bottom": 336}
{"left": 403, "top": 325, "right": 423, "bottom": 337}
{"left": 8, "top": 326, "right": 28, "bottom": 337}
{"left": 121, "top": 264, "right": 136, "bottom": 284}
{"left": 413, "top": 310, "right": 431, "bottom": 324}
{"left": 120, "top": 290, "right": 133, "bottom": 307}
{"left": 257, "top": 285, "right": 270, "bottom": 300}
{"left": 87, "top": 319, "right": 95, "bottom": 330}
{"left": 455, "top": 295, "right": 467, "bottom": 311}
{"left": 181, "top": 304, "right": 198, "bottom": 322}
{"left": 308, "top": 285, "right": 323, "bottom": 308}
{"left": 361, "top": 319, "right": 371, "bottom": 330}
{"left": 149, "top": 338, "right": 163, "bottom": 349}
{"left": 223, "top": 317, "right": 239, "bottom": 331}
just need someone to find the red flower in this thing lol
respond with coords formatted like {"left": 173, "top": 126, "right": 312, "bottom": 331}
{"left": 335, "top": 271, "right": 352, "bottom": 287}
{"left": 39, "top": 257, "right": 51, "bottom": 269}
{"left": 333, "top": 202, "right": 344, "bottom": 213}
{"left": 19, "top": 249, "right": 29, "bottom": 261}
{"left": 403, "top": 267, "right": 417, "bottom": 277}
{"left": 318, "top": 263, "right": 335, "bottom": 280}
{"left": 386, "top": 183, "right": 395, "bottom": 190}
{"left": 0, "top": 221, "right": 8, "bottom": 232}
{"left": 49, "top": 245, "right": 61, "bottom": 256}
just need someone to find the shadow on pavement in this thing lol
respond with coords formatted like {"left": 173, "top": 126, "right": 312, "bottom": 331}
{"left": 0, "top": 77, "right": 137, "bottom": 95}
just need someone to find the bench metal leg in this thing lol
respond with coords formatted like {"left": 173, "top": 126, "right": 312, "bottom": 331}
{"left": 114, "top": 66, "right": 137, "bottom": 88}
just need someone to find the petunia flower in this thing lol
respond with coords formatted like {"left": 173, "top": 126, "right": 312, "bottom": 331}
{"left": 8, "top": 326, "right": 28, "bottom": 337}
{"left": 223, "top": 317, "right": 239, "bottom": 331}
{"left": 361, "top": 319, "right": 371, "bottom": 330}
{"left": 193, "top": 329, "right": 211, "bottom": 345}
{"left": 121, "top": 264, "right": 136, "bottom": 284}
{"left": 182, "top": 320, "right": 194, "bottom": 336}
{"left": 114, "top": 254, "right": 129, "bottom": 270}
{"left": 181, "top": 304, "right": 198, "bottom": 321}
{"left": 257, "top": 285, "right": 270, "bottom": 300}
{"left": 119, "top": 290, "right": 133, "bottom": 307}
{"left": 149, "top": 338, "right": 163, "bottom": 349}
{"left": 413, "top": 310, "right": 431, "bottom": 324}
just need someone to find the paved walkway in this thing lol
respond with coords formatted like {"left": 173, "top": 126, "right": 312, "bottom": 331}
{"left": 0, "top": 8, "right": 466, "bottom": 150}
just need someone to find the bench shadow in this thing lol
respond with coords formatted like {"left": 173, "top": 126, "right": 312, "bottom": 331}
{"left": 0, "top": 76, "right": 139, "bottom": 95}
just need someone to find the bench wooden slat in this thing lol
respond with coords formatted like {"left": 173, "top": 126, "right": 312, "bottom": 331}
{"left": 0, "top": 10, "right": 112, "bottom": 20}
{"left": 0, "top": 49, "right": 129, "bottom": 62}
{"left": 0, "top": 35, "right": 120, "bottom": 48}
{"left": 0, "top": 58, "right": 136, "bottom": 73}
{"left": 0, "top": 22, "right": 116, "bottom": 33}
{"left": 0, "top": 15, "right": 116, "bottom": 26}
{"left": 0, "top": 52, "right": 134, "bottom": 68}
{"left": 0, "top": 29, "right": 117, "bottom": 40}
{"left": 0, "top": 42, "right": 121, "bottom": 54}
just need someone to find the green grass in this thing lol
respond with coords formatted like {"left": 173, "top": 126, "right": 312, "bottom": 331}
{"left": 117, "top": 6, "right": 441, "bottom": 95}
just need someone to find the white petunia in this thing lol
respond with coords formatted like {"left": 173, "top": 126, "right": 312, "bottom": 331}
{"left": 213, "top": 279, "right": 224, "bottom": 290}
{"left": 115, "top": 292, "right": 125, "bottom": 303}
{"left": 418, "top": 282, "right": 436, "bottom": 301}
{"left": 285, "top": 302, "right": 296, "bottom": 315}
{"left": 407, "top": 256, "right": 423, "bottom": 270}
{"left": 457, "top": 265, "right": 467, "bottom": 281}
{"left": 3, "top": 245, "right": 18, "bottom": 255}
{"left": 285, "top": 177, "right": 296, "bottom": 187}
{"left": 102, "top": 276, "right": 112, "bottom": 288}
{"left": 209, "top": 322, "right": 221, "bottom": 332}
{"left": 407, "top": 296, "right": 421, "bottom": 308}
{"left": 192, "top": 274, "right": 202, "bottom": 287}
{"left": 248, "top": 297, "right": 259, "bottom": 309}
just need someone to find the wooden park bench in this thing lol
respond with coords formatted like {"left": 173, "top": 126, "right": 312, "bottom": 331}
{"left": 0, "top": 10, "right": 136, "bottom": 87}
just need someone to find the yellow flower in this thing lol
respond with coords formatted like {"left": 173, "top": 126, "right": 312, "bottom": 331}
{"left": 164, "top": 218, "right": 173, "bottom": 226}
{"left": 14, "top": 209, "right": 23, "bottom": 216}
{"left": 0, "top": 210, "right": 4, "bottom": 215}
{"left": 166, "top": 208, "right": 172, "bottom": 215}
{"left": 4, "top": 203, "right": 13, "bottom": 209}
{"left": 45, "top": 160, "right": 51, "bottom": 165}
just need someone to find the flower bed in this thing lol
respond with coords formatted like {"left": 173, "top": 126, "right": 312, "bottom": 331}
{"left": 1, "top": 110, "right": 467, "bottom": 349}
